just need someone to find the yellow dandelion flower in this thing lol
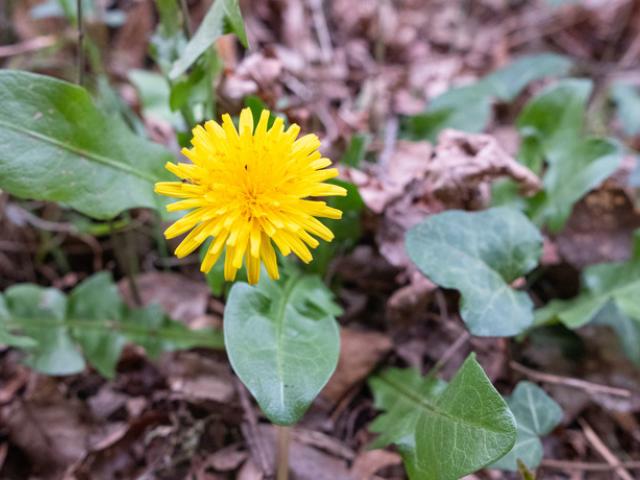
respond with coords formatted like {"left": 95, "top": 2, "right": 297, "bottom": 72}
{"left": 155, "top": 108, "right": 347, "bottom": 285}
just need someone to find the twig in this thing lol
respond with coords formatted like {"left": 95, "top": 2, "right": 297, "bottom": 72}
{"left": 76, "top": 0, "right": 84, "bottom": 85}
{"left": 6, "top": 204, "right": 103, "bottom": 270}
{"left": 579, "top": 418, "right": 635, "bottom": 479}
{"left": 509, "top": 362, "right": 633, "bottom": 398}
{"left": 109, "top": 220, "right": 142, "bottom": 306}
{"left": 0, "top": 35, "right": 57, "bottom": 58}
{"left": 540, "top": 459, "right": 640, "bottom": 472}
{"left": 429, "top": 331, "right": 471, "bottom": 376}
{"left": 235, "top": 379, "right": 274, "bottom": 477}
{"left": 378, "top": 116, "right": 398, "bottom": 170}
{"left": 308, "top": 0, "right": 333, "bottom": 63}
{"left": 579, "top": 418, "right": 634, "bottom": 480}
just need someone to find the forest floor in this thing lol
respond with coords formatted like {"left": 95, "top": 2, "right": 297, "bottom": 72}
{"left": 2, "top": 0, "right": 640, "bottom": 479}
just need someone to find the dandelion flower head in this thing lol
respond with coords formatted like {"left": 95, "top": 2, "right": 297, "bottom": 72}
{"left": 155, "top": 108, "right": 347, "bottom": 284}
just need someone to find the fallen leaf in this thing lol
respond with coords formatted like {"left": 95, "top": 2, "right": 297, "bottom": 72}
{"left": 250, "top": 425, "right": 353, "bottom": 480}
{"left": 1, "top": 376, "right": 95, "bottom": 475}
{"left": 554, "top": 183, "right": 640, "bottom": 268}
{"left": 386, "top": 272, "right": 437, "bottom": 326}
{"left": 118, "top": 272, "right": 210, "bottom": 324}
{"left": 350, "top": 449, "right": 402, "bottom": 480}
{"left": 109, "top": 1, "right": 153, "bottom": 75}
{"left": 206, "top": 443, "right": 248, "bottom": 471}
{"left": 344, "top": 141, "right": 433, "bottom": 214}
{"left": 322, "top": 328, "right": 393, "bottom": 405}
{"left": 427, "top": 129, "right": 540, "bottom": 208}
{"left": 160, "top": 352, "right": 235, "bottom": 404}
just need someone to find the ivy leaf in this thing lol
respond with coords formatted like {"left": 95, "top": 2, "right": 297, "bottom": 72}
{"left": 406, "top": 207, "right": 543, "bottom": 336}
{"left": 0, "top": 296, "right": 37, "bottom": 348}
{"left": 0, "top": 71, "right": 173, "bottom": 220}
{"left": 4, "top": 285, "right": 85, "bottom": 375}
{"left": 492, "top": 381, "right": 563, "bottom": 471}
{"left": 535, "top": 254, "right": 640, "bottom": 365}
{"left": 482, "top": 53, "right": 573, "bottom": 103}
{"left": 369, "top": 354, "right": 517, "bottom": 480}
{"left": 67, "top": 273, "right": 127, "bottom": 377}
{"left": 404, "top": 53, "right": 573, "bottom": 141}
{"left": 169, "top": 0, "right": 247, "bottom": 79}
{"left": 537, "top": 258, "right": 640, "bottom": 329}
{"left": 1, "top": 273, "right": 224, "bottom": 377}
{"left": 404, "top": 85, "right": 493, "bottom": 141}
{"left": 517, "top": 79, "right": 623, "bottom": 231}
{"left": 224, "top": 273, "right": 341, "bottom": 425}
{"left": 593, "top": 303, "right": 640, "bottom": 366}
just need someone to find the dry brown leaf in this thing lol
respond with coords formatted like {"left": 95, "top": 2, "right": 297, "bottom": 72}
{"left": 321, "top": 328, "right": 393, "bottom": 405}
{"left": 386, "top": 272, "right": 437, "bottom": 326}
{"left": 554, "top": 185, "right": 640, "bottom": 268}
{"left": 350, "top": 449, "right": 402, "bottom": 480}
{"left": 344, "top": 141, "right": 433, "bottom": 214}
{"left": 118, "top": 272, "right": 210, "bottom": 324}
{"left": 205, "top": 443, "right": 248, "bottom": 472}
{"left": 1, "top": 376, "right": 95, "bottom": 476}
{"left": 160, "top": 352, "right": 235, "bottom": 404}
{"left": 249, "top": 425, "right": 353, "bottom": 480}
{"left": 427, "top": 129, "right": 540, "bottom": 208}
{"left": 220, "top": 53, "right": 283, "bottom": 102}
{"left": 109, "top": 0, "right": 153, "bottom": 75}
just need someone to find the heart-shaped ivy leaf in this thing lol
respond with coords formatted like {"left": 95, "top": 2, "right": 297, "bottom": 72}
{"left": 406, "top": 207, "right": 542, "bottom": 336}
{"left": 492, "top": 381, "right": 563, "bottom": 471}
{"left": 369, "top": 354, "right": 517, "bottom": 480}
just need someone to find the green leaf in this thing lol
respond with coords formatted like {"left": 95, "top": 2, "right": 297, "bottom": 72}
{"left": 611, "top": 83, "right": 640, "bottom": 137}
{"left": 308, "top": 179, "right": 364, "bottom": 274}
{"left": 404, "top": 53, "right": 573, "bottom": 141}
{"left": 492, "top": 381, "right": 563, "bottom": 471}
{"left": 67, "top": 273, "right": 126, "bottom": 377}
{"left": 4, "top": 285, "right": 85, "bottom": 375}
{"left": 369, "top": 369, "right": 446, "bottom": 451}
{"left": 406, "top": 207, "right": 542, "bottom": 336}
{"left": 1, "top": 273, "right": 224, "bottom": 377}
{"left": 0, "top": 296, "right": 37, "bottom": 348}
{"left": 129, "top": 69, "right": 182, "bottom": 127}
{"left": 340, "top": 133, "right": 372, "bottom": 168}
{"left": 224, "top": 273, "right": 341, "bottom": 425}
{"left": 0, "top": 71, "right": 173, "bottom": 220}
{"left": 517, "top": 79, "right": 623, "bottom": 231}
{"left": 535, "top": 256, "right": 640, "bottom": 365}
{"left": 538, "top": 258, "right": 640, "bottom": 329}
{"left": 404, "top": 85, "right": 492, "bottom": 141}
{"left": 150, "top": 0, "right": 187, "bottom": 75}
{"left": 593, "top": 302, "right": 640, "bottom": 366}
{"left": 482, "top": 53, "right": 573, "bottom": 103}
{"left": 369, "top": 354, "right": 517, "bottom": 480}
{"left": 169, "top": 0, "right": 247, "bottom": 79}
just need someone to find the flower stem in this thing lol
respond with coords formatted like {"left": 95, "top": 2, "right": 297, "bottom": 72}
{"left": 276, "top": 425, "right": 291, "bottom": 480}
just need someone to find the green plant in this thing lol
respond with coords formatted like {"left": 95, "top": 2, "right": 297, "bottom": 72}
{"left": 0, "top": 6, "right": 633, "bottom": 477}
